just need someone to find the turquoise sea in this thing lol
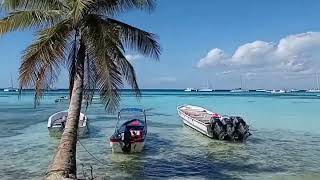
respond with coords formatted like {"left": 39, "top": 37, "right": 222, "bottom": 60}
{"left": 0, "top": 90, "right": 320, "bottom": 180}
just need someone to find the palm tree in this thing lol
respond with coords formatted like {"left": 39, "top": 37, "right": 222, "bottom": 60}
{"left": 0, "top": 0, "right": 160, "bottom": 179}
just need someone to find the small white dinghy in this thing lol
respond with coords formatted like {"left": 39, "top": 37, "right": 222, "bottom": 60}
{"left": 177, "top": 105, "right": 251, "bottom": 142}
{"left": 48, "top": 111, "right": 89, "bottom": 137}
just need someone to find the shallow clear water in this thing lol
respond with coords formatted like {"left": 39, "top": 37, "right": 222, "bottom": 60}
{"left": 0, "top": 90, "right": 320, "bottom": 180}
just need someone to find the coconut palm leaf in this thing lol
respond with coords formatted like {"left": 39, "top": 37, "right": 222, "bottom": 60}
{"left": 1, "top": 0, "right": 65, "bottom": 11}
{"left": 0, "top": 10, "right": 63, "bottom": 35}
{"left": 19, "top": 20, "right": 73, "bottom": 105}
{"left": 106, "top": 18, "right": 160, "bottom": 59}
{"left": 89, "top": 0, "right": 156, "bottom": 15}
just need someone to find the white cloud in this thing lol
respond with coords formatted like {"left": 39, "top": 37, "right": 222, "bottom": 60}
{"left": 197, "top": 32, "right": 320, "bottom": 74}
{"left": 125, "top": 54, "right": 142, "bottom": 63}
{"left": 197, "top": 48, "right": 227, "bottom": 68}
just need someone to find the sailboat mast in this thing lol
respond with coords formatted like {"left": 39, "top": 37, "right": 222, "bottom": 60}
{"left": 317, "top": 72, "right": 319, "bottom": 90}
{"left": 10, "top": 73, "right": 13, "bottom": 88}
{"left": 240, "top": 75, "right": 243, "bottom": 89}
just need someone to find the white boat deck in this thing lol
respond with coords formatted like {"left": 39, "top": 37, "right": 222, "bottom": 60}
{"left": 179, "top": 106, "right": 212, "bottom": 124}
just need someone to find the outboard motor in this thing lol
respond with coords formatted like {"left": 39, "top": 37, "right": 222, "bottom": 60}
{"left": 230, "top": 116, "right": 251, "bottom": 141}
{"left": 210, "top": 116, "right": 226, "bottom": 140}
{"left": 220, "top": 117, "right": 235, "bottom": 141}
{"left": 122, "top": 127, "right": 131, "bottom": 153}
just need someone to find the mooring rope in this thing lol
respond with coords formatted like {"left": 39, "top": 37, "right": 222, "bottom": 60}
{"left": 78, "top": 140, "right": 108, "bottom": 166}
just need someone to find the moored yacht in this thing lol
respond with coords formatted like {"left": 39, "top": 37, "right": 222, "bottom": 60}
{"left": 184, "top": 88, "right": 198, "bottom": 92}
{"left": 270, "top": 89, "right": 286, "bottom": 94}
{"left": 198, "top": 80, "right": 214, "bottom": 92}
{"left": 255, "top": 89, "right": 268, "bottom": 92}
{"left": 307, "top": 72, "right": 320, "bottom": 93}
{"left": 3, "top": 74, "right": 18, "bottom": 92}
{"left": 230, "top": 76, "right": 249, "bottom": 93}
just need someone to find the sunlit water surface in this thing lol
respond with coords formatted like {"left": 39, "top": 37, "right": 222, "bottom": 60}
{"left": 0, "top": 90, "right": 320, "bottom": 180}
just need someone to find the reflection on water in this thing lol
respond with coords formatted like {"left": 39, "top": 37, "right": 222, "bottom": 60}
{"left": 0, "top": 91, "right": 320, "bottom": 179}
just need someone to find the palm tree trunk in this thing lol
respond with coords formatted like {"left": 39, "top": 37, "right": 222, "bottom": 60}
{"left": 46, "top": 40, "right": 86, "bottom": 179}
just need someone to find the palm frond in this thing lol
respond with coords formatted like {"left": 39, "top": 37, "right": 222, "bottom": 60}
{"left": 1, "top": 0, "right": 65, "bottom": 11}
{"left": 83, "top": 16, "right": 125, "bottom": 112}
{"left": 106, "top": 18, "right": 161, "bottom": 60}
{"left": 70, "top": 0, "right": 94, "bottom": 25}
{"left": 90, "top": 0, "right": 156, "bottom": 15}
{"left": 19, "top": 20, "right": 72, "bottom": 105}
{"left": 0, "top": 10, "right": 63, "bottom": 35}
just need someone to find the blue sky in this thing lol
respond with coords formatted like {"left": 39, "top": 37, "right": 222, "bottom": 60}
{"left": 1, "top": 0, "right": 320, "bottom": 89}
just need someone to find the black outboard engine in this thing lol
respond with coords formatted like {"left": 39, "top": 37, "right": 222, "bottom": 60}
{"left": 220, "top": 117, "right": 235, "bottom": 141}
{"left": 230, "top": 116, "right": 251, "bottom": 141}
{"left": 122, "top": 127, "right": 131, "bottom": 153}
{"left": 210, "top": 117, "right": 226, "bottom": 140}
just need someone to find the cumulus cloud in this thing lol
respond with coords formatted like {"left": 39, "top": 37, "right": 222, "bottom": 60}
{"left": 197, "top": 32, "right": 320, "bottom": 74}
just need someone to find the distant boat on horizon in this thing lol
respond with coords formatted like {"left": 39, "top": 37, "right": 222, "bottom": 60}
{"left": 289, "top": 89, "right": 300, "bottom": 93}
{"left": 198, "top": 80, "right": 214, "bottom": 92}
{"left": 3, "top": 74, "right": 18, "bottom": 92}
{"left": 306, "top": 72, "right": 320, "bottom": 93}
{"left": 184, "top": 88, "right": 198, "bottom": 92}
{"left": 270, "top": 89, "right": 286, "bottom": 94}
{"left": 255, "top": 89, "right": 268, "bottom": 92}
{"left": 230, "top": 76, "right": 249, "bottom": 93}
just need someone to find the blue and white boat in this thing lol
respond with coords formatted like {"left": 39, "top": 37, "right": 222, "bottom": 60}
{"left": 110, "top": 108, "right": 147, "bottom": 153}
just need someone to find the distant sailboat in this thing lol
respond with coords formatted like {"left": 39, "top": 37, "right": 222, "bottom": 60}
{"left": 306, "top": 72, "right": 320, "bottom": 93}
{"left": 255, "top": 89, "right": 268, "bottom": 92}
{"left": 198, "top": 80, "right": 214, "bottom": 92}
{"left": 3, "top": 74, "right": 18, "bottom": 92}
{"left": 270, "top": 89, "right": 286, "bottom": 94}
{"left": 184, "top": 88, "right": 197, "bottom": 92}
{"left": 230, "top": 76, "right": 249, "bottom": 93}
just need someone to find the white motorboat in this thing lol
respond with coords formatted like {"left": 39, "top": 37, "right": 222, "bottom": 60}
{"left": 54, "top": 96, "right": 69, "bottom": 103}
{"left": 3, "top": 88, "right": 18, "bottom": 92}
{"left": 177, "top": 105, "right": 251, "bottom": 141}
{"left": 306, "top": 89, "right": 320, "bottom": 93}
{"left": 198, "top": 88, "right": 214, "bottom": 92}
{"left": 184, "top": 88, "right": 197, "bottom": 92}
{"left": 255, "top": 89, "right": 268, "bottom": 92}
{"left": 270, "top": 89, "right": 286, "bottom": 94}
{"left": 289, "top": 89, "right": 300, "bottom": 92}
{"left": 110, "top": 108, "right": 147, "bottom": 153}
{"left": 230, "top": 88, "right": 249, "bottom": 93}
{"left": 47, "top": 111, "right": 89, "bottom": 137}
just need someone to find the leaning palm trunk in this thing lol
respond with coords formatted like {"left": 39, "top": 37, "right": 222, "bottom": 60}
{"left": 46, "top": 42, "right": 85, "bottom": 179}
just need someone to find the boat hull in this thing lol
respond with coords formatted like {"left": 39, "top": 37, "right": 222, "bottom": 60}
{"left": 177, "top": 106, "right": 213, "bottom": 138}
{"left": 110, "top": 140, "right": 145, "bottom": 153}
{"left": 48, "top": 125, "right": 89, "bottom": 137}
